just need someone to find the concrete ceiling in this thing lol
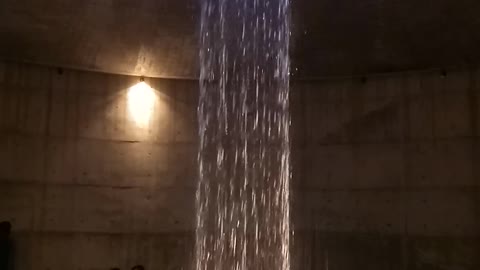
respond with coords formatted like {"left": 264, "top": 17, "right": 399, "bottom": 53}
{"left": 1, "top": 0, "right": 480, "bottom": 79}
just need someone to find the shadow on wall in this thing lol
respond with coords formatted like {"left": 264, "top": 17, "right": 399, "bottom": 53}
{"left": 0, "top": 221, "right": 11, "bottom": 270}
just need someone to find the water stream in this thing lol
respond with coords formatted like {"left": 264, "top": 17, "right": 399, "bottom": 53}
{"left": 196, "top": 1, "right": 291, "bottom": 269}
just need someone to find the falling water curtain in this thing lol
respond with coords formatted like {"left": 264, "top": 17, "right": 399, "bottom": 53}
{"left": 196, "top": 0, "right": 291, "bottom": 269}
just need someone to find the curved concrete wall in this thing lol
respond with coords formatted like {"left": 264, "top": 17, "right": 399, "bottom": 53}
{"left": 0, "top": 61, "right": 479, "bottom": 269}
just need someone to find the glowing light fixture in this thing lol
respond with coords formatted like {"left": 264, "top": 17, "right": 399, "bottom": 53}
{"left": 127, "top": 80, "right": 156, "bottom": 127}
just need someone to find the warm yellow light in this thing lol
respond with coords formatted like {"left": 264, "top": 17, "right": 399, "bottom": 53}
{"left": 128, "top": 81, "right": 156, "bottom": 127}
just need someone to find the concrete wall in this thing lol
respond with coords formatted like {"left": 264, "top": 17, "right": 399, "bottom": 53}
{"left": 291, "top": 71, "right": 480, "bottom": 269}
{"left": 0, "top": 61, "right": 479, "bottom": 269}
{"left": 0, "top": 61, "right": 196, "bottom": 270}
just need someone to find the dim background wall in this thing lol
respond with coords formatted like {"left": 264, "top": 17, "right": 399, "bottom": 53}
{"left": 291, "top": 70, "right": 480, "bottom": 269}
{"left": 0, "top": 60, "right": 479, "bottom": 269}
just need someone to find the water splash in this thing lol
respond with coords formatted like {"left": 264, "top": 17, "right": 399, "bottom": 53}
{"left": 196, "top": 0, "right": 291, "bottom": 269}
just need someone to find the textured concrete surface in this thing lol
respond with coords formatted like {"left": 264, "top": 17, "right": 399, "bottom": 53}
{"left": 0, "top": 61, "right": 197, "bottom": 269}
{"left": 291, "top": 70, "right": 480, "bottom": 269}
{"left": 2, "top": 0, "right": 480, "bottom": 78}
{"left": 0, "top": 61, "right": 479, "bottom": 269}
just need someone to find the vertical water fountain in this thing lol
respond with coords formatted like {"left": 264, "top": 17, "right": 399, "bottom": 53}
{"left": 196, "top": 0, "right": 291, "bottom": 269}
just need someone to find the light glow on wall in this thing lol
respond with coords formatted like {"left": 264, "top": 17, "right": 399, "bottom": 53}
{"left": 128, "top": 81, "right": 156, "bottom": 127}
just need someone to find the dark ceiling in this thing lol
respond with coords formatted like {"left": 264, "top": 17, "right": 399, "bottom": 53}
{"left": 1, "top": 0, "right": 480, "bottom": 79}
